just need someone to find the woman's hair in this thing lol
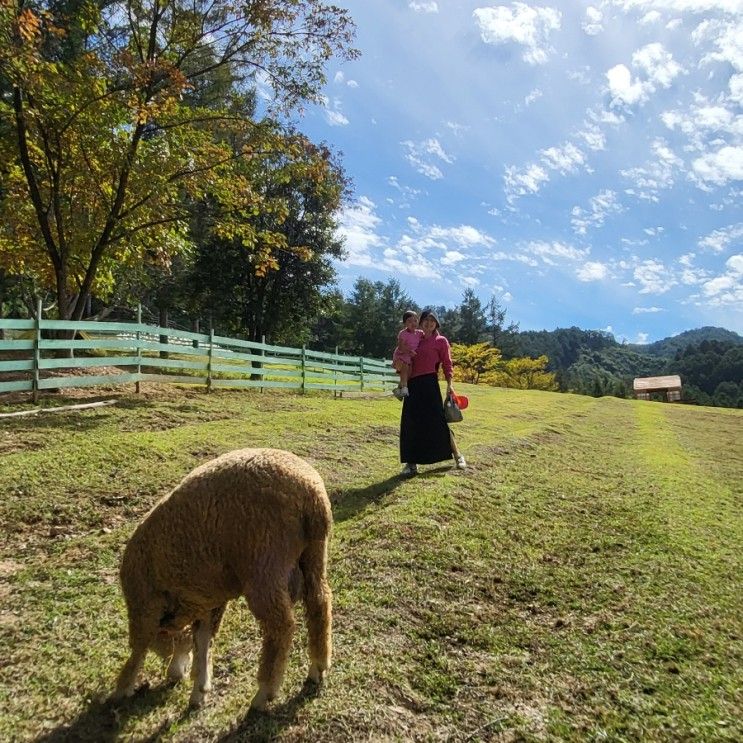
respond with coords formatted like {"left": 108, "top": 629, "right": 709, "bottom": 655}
{"left": 402, "top": 310, "right": 417, "bottom": 322}
{"left": 419, "top": 309, "right": 440, "bottom": 331}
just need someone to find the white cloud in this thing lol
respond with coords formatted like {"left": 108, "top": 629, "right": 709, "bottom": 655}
{"left": 692, "top": 146, "right": 743, "bottom": 186}
{"left": 632, "top": 306, "right": 665, "bottom": 314}
{"left": 582, "top": 6, "right": 604, "bottom": 35}
{"left": 402, "top": 137, "right": 454, "bottom": 180}
{"left": 409, "top": 1, "right": 439, "bottom": 13}
{"left": 698, "top": 223, "right": 743, "bottom": 252}
{"left": 504, "top": 162, "right": 550, "bottom": 200}
{"left": 322, "top": 95, "right": 349, "bottom": 126}
{"left": 634, "top": 42, "right": 683, "bottom": 87}
{"left": 634, "top": 259, "right": 676, "bottom": 294}
{"left": 571, "top": 190, "right": 624, "bottom": 234}
{"left": 541, "top": 142, "right": 586, "bottom": 173}
{"left": 615, "top": 1, "right": 743, "bottom": 14}
{"left": 696, "top": 17, "right": 743, "bottom": 72}
{"left": 427, "top": 224, "right": 496, "bottom": 248}
{"left": 639, "top": 10, "right": 662, "bottom": 24}
{"left": 473, "top": 3, "right": 562, "bottom": 65}
{"left": 339, "top": 197, "right": 385, "bottom": 266}
{"left": 701, "top": 254, "right": 743, "bottom": 306}
{"left": 492, "top": 251, "right": 540, "bottom": 266}
{"left": 621, "top": 139, "right": 684, "bottom": 200}
{"left": 577, "top": 261, "right": 609, "bottom": 281}
{"left": 525, "top": 88, "right": 543, "bottom": 105}
{"left": 324, "top": 110, "right": 349, "bottom": 126}
{"left": 606, "top": 43, "right": 683, "bottom": 108}
{"left": 607, "top": 64, "right": 647, "bottom": 106}
{"left": 441, "top": 250, "right": 467, "bottom": 265}
{"left": 527, "top": 240, "right": 590, "bottom": 265}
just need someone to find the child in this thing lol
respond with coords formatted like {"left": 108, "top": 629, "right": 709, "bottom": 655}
{"left": 392, "top": 310, "right": 424, "bottom": 399}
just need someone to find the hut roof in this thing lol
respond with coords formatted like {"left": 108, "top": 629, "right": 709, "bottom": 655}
{"left": 633, "top": 375, "right": 682, "bottom": 391}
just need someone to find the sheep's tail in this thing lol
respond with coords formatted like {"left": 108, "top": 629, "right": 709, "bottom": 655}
{"left": 300, "top": 486, "right": 332, "bottom": 676}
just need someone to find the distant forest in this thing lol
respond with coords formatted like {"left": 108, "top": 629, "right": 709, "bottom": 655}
{"left": 3, "top": 275, "right": 741, "bottom": 408}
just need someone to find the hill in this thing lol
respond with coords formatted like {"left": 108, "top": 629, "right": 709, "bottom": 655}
{"left": 627, "top": 326, "right": 743, "bottom": 357}
{"left": 1, "top": 385, "right": 741, "bottom": 741}
{"left": 514, "top": 325, "right": 742, "bottom": 406}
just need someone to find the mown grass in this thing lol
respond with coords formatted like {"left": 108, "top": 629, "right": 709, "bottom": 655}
{"left": 0, "top": 384, "right": 741, "bottom": 741}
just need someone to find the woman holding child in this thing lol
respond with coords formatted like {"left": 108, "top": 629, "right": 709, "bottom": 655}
{"left": 398, "top": 310, "right": 467, "bottom": 476}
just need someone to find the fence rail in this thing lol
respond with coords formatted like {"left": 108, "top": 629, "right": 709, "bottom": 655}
{"left": 0, "top": 310, "right": 397, "bottom": 400}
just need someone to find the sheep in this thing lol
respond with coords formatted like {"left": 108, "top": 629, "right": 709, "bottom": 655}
{"left": 112, "top": 447, "right": 333, "bottom": 711}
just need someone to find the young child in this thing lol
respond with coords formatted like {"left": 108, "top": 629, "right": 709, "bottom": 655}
{"left": 392, "top": 310, "right": 424, "bottom": 399}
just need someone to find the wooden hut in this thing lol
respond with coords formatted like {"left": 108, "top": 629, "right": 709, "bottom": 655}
{"left": 633, "top": 375, "right": 682, "bottom": 402}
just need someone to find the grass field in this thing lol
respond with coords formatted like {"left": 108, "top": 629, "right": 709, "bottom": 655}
{"left": 0, "top": 384, "right": 741, "bottom": 741}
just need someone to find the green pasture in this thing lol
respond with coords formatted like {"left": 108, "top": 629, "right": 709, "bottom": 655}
{"left": 0, "top": 384, "right": 741, "bottom": 741}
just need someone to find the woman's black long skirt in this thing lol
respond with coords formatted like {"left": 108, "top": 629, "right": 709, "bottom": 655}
{"left": 400, "top": 373, "right": 453, "bottom": 465}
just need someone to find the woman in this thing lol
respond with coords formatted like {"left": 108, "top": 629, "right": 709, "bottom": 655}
{"left": 399, "top": 310, "right": 467, "bottom": 475}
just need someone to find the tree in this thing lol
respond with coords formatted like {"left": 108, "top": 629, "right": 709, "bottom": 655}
{"left": 0, "top": 0, "right": 357, "bottom": 319}
{"left": 450, "top": 342, "right": 503, "bottom": 385}
{"left": 186, "top": 134, "right": 348, "bottom": 344}
{"left": 485, "top": 294, "right": 519, "bottom": 357}
{"left": 343, "top": 278, "right": 417, "bottom": 357}
{"left": 454, "top": 289, "right": 488, "bottom": 344}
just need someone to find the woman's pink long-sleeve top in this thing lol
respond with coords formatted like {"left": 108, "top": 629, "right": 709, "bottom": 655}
{"left": 409, "top": 333, "right": 453, "bottom": 381}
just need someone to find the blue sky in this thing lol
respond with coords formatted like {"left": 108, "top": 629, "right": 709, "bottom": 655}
{"left": 295, "top": 0, "right": 742, "bottom": 343}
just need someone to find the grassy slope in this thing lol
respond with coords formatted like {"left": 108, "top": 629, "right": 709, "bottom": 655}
{"left": 0, "top": 385, "right": 741, "bottom": 741}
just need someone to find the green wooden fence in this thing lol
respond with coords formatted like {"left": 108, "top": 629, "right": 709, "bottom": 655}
{"left": 0, "top": 311, "right": 398, "bottom": 400}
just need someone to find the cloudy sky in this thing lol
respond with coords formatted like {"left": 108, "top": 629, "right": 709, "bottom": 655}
{"left": 297, "top": 0, "right": 742, "bottom": 343}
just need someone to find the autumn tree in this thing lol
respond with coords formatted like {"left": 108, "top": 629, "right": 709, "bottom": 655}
{"left": 450, "top": 342, "right": 503, "bottom": 385}
{"left": 0, "top": 0, "right": 357, "bottom": 319}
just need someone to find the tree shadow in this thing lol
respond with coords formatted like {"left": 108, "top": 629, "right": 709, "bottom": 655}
{"left": 33, "top": 682, "right": 176, "bottom": 743}
{"left": 330, "top": 475, "right": 405, "bottom": 522}
{"left": 217, "top": 678, "right": 321, "bottom": 742}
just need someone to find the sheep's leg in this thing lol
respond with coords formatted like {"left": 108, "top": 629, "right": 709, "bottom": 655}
{"left": 246, "top": 586, "right": 295, "bottom": 710}
{"left": 113, "top": 643, "right": 148, "bottom": 700}
{"left": 300, "top": 540, "right": 333, "bottom": 684}
{"left": 187, "top": 605, "right": 226, "bottom": 707}
{"left": 166, "top": 633, "right": 192, "bottom": 682}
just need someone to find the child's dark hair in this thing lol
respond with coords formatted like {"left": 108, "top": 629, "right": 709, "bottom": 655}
{"left": 402, "top": 310, "right": 417, "bottom": 322}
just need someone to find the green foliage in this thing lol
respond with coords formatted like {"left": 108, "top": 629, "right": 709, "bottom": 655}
{"left": 451, "top": 343, "right": 557, "bottom": 391}
{"left": 335, "top": 278, "right": 417, "bottom": 358}
{"left": 629, "top": 326, "right": 743, "bottom": 358}
{"left": 674, "top": 341, "right": 743, "bottom": 408}
{"left": 0, "top": 0, "right": 357, "bottom": 319}
{"left": 450, "top": 342, "right": 502, "bottom": 384}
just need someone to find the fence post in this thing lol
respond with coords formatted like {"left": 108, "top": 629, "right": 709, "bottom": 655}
{"left": 334, "top": 345, "right": 339, "bottom": 399}
{"left": 206, "top": 328, "right": 214, "bottom": 392}
{"left": 359, "top": 356, "right": 365, "bottom": 393}
{"left": 301, "top": 344, "right": 306, "bottom": 394}
{"left": 32, "top": 298, "right": 42, "bottom": 403}
{"left": 135, "top": 304, "right": 142, "bottom": 394}
{"left": 192, "top": 318, "right": 200, "bottom": 349}
{"left": 260, "top": 334, "right": 265, "bottom": 393}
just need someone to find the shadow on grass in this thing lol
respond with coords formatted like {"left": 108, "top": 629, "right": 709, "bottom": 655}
{"left": 330, "top": 475, "right": 405, "bottom": 522}
{"left": 217, "top": 678, "right": 321, "bottom": 742}
{"left": 34, "top": 683, "right": 176, "bottom": 743}
{"left": 330, "top": 463, "right": 456, "bottom": 522}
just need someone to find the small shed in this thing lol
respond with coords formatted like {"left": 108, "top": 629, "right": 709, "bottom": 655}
{"left": 633, "top": 375, "right": 682, "bottom": 402}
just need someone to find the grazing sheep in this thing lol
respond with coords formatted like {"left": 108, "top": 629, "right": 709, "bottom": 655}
{"left": 112, "top": 448, "right": 333, "bottom": 710}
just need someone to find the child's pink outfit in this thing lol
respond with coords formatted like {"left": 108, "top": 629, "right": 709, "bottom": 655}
{"left": 393, "top": 328, "right": 424, "bottom": 367}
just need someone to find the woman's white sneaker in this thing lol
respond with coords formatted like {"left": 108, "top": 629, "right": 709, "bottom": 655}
{"left": 401, "top": 463, "right": 418, "bottom": 476}
{"left": 455, "top": 455, "right": 467, "bottom": 470}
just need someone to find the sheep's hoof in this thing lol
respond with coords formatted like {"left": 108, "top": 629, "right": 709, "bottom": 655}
{"left": 307, "top": 663, "right": 327, "bottom": 684}
{"left": 189, "top": 688, "right": 206, "bottom": 708}
{"left": 249, "top": 687, "right": 274, "bottom": 711}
